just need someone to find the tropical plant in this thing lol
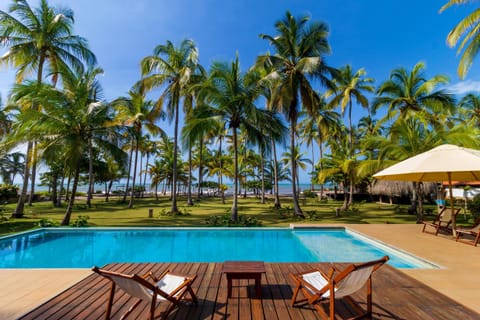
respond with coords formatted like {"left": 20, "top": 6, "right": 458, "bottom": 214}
{"left": 440, "top": 0, "right": 480, "bottom": 78}
{"left": 259, "top": 11, "right": 335, "bottom": 217}
{"left": 0, "top": 0, "right": 96, "bottom": 217}
{"left": 372, "top": 61, "right": 455, "bottom": 131}
{"left": 112, "top": 88, "right": 165, "bottom": 208}
{"left": 139, "top": 39, "right": 201, "bottom": 214}
{"left": 194, "top": 56, "right": 264, "bottom": 221}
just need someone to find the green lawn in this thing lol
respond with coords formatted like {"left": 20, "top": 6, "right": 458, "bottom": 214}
{"left": 0, "top": 195, "right": 473, "bottom": 236}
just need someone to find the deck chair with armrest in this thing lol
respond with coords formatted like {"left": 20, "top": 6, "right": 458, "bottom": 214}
{"left": 92, "top": 266, "right": 198, "bottom": 320}
{"left": 456, "top": 223, "right": 480, "bottom": 247}
{"left": 422, "top": 207, "right": 461, "bottom": 235}
{"left": 290, "top": 256, "right": 389, "bottom": 320}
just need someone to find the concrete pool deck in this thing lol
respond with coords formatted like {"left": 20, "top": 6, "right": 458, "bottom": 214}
{"left": 0, "top": 224, "right": 479, "bottom": 319}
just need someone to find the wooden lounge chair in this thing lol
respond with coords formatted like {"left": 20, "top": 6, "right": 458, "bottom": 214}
{"left": 290, "top": 256, "right": 389, "bottom": 320}
{"left": 456, "top": 224, "right": 480, "bottom": 247}
{"left": 92, "top": 266, "right": 198, "bottom": 320}
{"left": 422, "top": 207, "right": 461, "bottom": 235}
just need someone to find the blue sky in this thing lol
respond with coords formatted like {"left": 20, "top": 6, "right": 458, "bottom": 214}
{"left": 1, "top": 0, "right": 479, "bottom": 183}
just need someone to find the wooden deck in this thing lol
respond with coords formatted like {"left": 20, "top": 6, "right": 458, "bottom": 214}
{"left": 19, "top": 262, "right": 479, "bottom": 320}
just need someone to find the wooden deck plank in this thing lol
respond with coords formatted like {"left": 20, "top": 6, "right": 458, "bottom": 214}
{"left": 18, "top": 262, "right": 480, "bottom": 320}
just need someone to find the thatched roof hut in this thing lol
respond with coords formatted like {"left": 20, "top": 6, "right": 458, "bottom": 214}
{"left": 370, "top": 180, "right": 437, "bottom": 201}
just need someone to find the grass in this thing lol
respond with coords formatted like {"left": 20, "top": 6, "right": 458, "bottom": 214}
{"left": 0, "top": 195, "right": 474, "bottom": 236}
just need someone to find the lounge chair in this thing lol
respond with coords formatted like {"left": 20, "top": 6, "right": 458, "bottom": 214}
{"left": 422, "top": 207, "right": 461, "bottom": 235}
{"left": 456, "top": 224, "right": 480, "bottom": 247}
{"left": 92, "top": 266, "right": 198, "bottom": 320}
{"left": 290, "top": 256, "right": 389, "bottom": 320}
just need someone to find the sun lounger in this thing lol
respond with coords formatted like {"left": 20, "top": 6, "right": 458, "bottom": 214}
{"left": 422, "top": 207, "right": 461, "bottom": 235}
{"left": 456, "top": 224, "right": 480, "bottom": 247}
{"left": 92, "top": 266, "right": 198, "bottom": 320}
{"left": 290, "top": 256, "right": 389, "bottom": 319}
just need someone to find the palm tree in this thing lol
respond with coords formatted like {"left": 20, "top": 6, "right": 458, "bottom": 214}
{"left": 326, "top": 65, "right": 374, "bottom": 153}
{"left": 139, "top": 39, "right": 200, "bottom": 214}
{"left": 112, "top": 88, "right": 165, "bottom": 208}
{"left": 259, "top": 11, "right": 334, "bottom": 217}
{"left": 458, "top": 93, "right": 480, "bottom": 127}
{"left": 194, "top": 56, "right": 264, "bottom": 221}
{"left": 373, "top": 62, "right": 455, "bottom": 131}
{"left": 440, "top": 1, "right": 480, "bottom": 78}
{"left": 0, "top": 0, "right": 96, "bottom": 217}
{"left": 7, "top": 68, "right": 123, "bottom": 225}
{"left": 281, "top": 146, "right": 312, "bottom": 197}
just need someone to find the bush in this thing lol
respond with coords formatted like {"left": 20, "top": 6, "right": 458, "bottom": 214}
{"left": 302, "top": 190, "right": 317, "bottom": 198}
{"left": 204, "top": 214, "right": 261, "bottom": 227}
{"left": 0, "top": 185, "right": 18, "bottom": 202}
{"left": 71, "top": 215, "right": 89, "bottom": 227}
{"left": 38, "top": 218, "right": 57, "bottom": 227}
{"left": 468, "top": 195, "right": 480, "bottom": 221}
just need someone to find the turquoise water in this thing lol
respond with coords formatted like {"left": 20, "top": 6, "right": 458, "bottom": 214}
{"left": 0, "top": 228, "right": 435, "bottom": 269}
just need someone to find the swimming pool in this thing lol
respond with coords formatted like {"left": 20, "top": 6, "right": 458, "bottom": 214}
{"left": 0, "top": 227, "right": 437, "bottom": 269}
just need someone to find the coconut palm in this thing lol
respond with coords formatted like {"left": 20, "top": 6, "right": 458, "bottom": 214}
{"left": 139, "top": 39, "right": 200, "bottom": 214}
{"left": 259, "top": 11, "right": 334, "bottom": 217}
{"left": 193, "top": 56, "right": 264, "bottom": 221}
{"left": 372, "top": 62, "right": 455, "bottom": 131}
{"left": 112, "top": 88, "right": 165, "bottom": 208}
{"left": 326, "top": 65, "right": 374, "bottom": 153}
{"left": 7, "top": 69, "right": 123, "bottom": 225}
{"left": 458, "top": 93, "right": 480, "bottom": 127}
{"left": 0, "top": 0, "right": 96, "bottom": 217}
{"left": 440, "top": 1, "right": 480, "bottom": 78}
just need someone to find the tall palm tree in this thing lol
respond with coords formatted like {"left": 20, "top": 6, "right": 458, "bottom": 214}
{"left": 373, "top": 61, "right": 455, "bottom": 131}
{"left": 458, "top": 93, "right": 480, "bottom": 127}
{"left": 259, "top": 11, "right": 334, "bottom": 217}
{"left": 326, "top": 65, "right": 374, "bottom": 207}
{"left": 7, "top": 69, "right": 123, "bottom": 225}
{"left": 139, "top": 39, "right": 200, "bottom": 214}
{"left": 0, "top": 0, "right": 96, "bottom": 217}
{"left": 326, "top": 65, "right": 374, "bottom": 153}
{"left": 112, "top": 88, "right": 165, "bottom": 208}
{"left": 440, "top": 1, "right": 480, "bottom": 78}
{"left": 194, "top": 56, "right": 264, "bottom": 221}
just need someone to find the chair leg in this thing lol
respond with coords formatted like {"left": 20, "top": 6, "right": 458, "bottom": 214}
{"left": 149, "top": 295, "right": 157, "bottom": 320}
{"left": 291, "top": 284, "right": 301, "bottom": 306}
{"left": 366, "top": 277, "right": 372, "bottom": 316}
{"left": 329, "top": 282, "right": 336, "bottom": 320}
{"left": 105, "top": 282, "right": 116, "bottom": 320}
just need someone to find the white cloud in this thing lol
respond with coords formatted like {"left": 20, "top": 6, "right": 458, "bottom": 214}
{"left": 446, "top": 80, "right": 480, "bottom": 95}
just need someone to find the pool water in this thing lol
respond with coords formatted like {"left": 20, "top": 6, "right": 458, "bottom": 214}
{"left": 0, "top": 228, "right": 436, "bottom": 269}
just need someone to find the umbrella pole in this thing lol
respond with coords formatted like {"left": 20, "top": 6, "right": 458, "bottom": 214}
{"left": 448, "top": 172, "right": 456, "bottom": 237}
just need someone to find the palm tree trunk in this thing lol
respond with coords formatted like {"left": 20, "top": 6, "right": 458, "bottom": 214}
{"left": 231, "top": 128, "right": 239, "bottom": 222}
{"left": 272, "top": 140, "right": 281, "bottom": 209}
{"left": 197, "top": 139, "right": 204, "bottom": 200}
{"left": 12, "top": 141, "right": 32, "bottom": 218}
{"left": 260, "top": 149, "right": 265, "bottom": 204}
{"left": 171, "top": 103, "right": 179, "bottom": 214}
{"left": 187, "top": 147, "right": 194, "bottom": 205}
{"left": 57, "top": 169, "right": 65, "bottom": 207}
{"left": 290, "top": 116, "right": 304, "bottom": 218}
{"left": 28, "top": 141, "right": 38, "bottom": 206}
{"left": 143, "top": 152, "right": 149, "bottom": 198}
{"left": 62, "top": 164, "right": 80, "bottom": 226}
{"left": 129, "top": 138, "right": 139, "bottom": 208}
{"left": 106, "top": 180, "right": 113, "bottom": 202}
{"left": 219, "top": 136, "right": 225, "bottom": 204}
{"left": 319, "top": 141, "right": 324, "bottom": 200}
{"left": 87, "top": 134, "right": 94, "bottom": 208}
{"left": 123, "top": 141, "right": 134, "bottom": 203}
{"left": 51, "top": 172, "right": 58, "bottom": 207}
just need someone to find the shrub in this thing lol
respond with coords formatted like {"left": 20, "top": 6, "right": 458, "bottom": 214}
{"left": 468, "top": 195, "right": 480, "bottom": 221}
{"left": 204, "top": 214, "right": 261, "bottom": 227}
{"left": 38, "top": 218, "right": 57, "bottom": 227}
{"left": 71, "top": 215, "right": 89, "bottom": 227}
{"left": 302, "top": 190, "right": 317, "bottom": 198}
{"left": 0, "top": 185, "right": 18, "bottom": 202}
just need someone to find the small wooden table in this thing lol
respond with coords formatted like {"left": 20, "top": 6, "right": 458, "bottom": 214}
{"left": 222, "top": 261, "right": 266, "bottom": 299}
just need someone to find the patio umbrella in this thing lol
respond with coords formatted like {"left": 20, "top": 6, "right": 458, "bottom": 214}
{"left": 373, "top": 144, "right": 480, "bottom": 235}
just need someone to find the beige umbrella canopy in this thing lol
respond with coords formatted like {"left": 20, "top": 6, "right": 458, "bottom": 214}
{"left": 373, "top": 144, "right": 480, "bottom": 234}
